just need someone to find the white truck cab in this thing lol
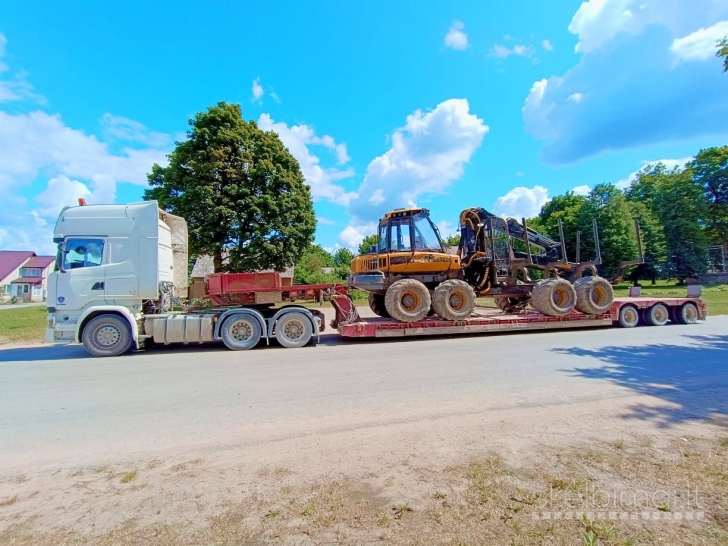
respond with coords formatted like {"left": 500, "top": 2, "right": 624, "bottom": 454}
{"left": 46, "top": 201, "right": 188, "bottom": 356}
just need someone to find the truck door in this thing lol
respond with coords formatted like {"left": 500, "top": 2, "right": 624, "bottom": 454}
{"left": 104, "top": 236, "right": 140, "bottom": 304}
{"left": 54, "top": 238, "right": 107, "bottom": 311}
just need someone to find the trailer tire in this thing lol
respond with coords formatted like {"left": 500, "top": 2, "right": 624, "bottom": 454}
{"left": 385, "top": 279, "right": 432, "bottom": 323}
{"left": 644, "top": 303, "right": 669, "bottom": 326}
{"left": 616, "top": 304, "right": 640, "bottom": 328}
{"left": 674, "top": 302, "right": 699, "bottom": 325}
{"left": 221, "top": 314, "right": 262, "bottom": 350}
{"left": 432, "top": 280, "right": 476, "bottom": 321}
{"left": 82, "top": 314, "right": 133, "bottom": 357}
{"left": 574, "top": 276, "right": 614, "bottom": 315}
{"left": 275, "top": 311, "right": 313, "bottom": 348}
{"left": 530, "top": 278, "right": 577, "bottom": 317}
{"left": 368, "top": 293, "right": 391, "bottom": 318}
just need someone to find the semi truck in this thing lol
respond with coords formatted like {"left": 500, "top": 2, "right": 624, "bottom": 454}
{"left": 45, "top": 200, "right": 707, "bottom": 357}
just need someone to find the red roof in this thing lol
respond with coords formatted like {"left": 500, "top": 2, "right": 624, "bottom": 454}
{"left": 10, "top": 277, "right": 43, "bottom": 285}
{"left": 0, "top": 251, "right": 35, "bottom": 282}
{"left": 24, "top": 256, "right": 55, "bottom": 269}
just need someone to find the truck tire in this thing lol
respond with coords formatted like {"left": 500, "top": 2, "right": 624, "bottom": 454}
{"left": 573, "top": 276, "right": 614, "bottom": 315}
{"left": 432, "top": 280, "right": 476, "bottom": 321}
{"left": 616, "top": 304, "right": 640, "bottom": 328}
{"left": 275, "top": 311, "right": 314, "bottom": 348}
{"left": 221, "top": 314, "right": 262, "bottom": 350}
{"left": 673, "top": 302, "right": 699, "bottom": 325}
{"left": 644, "top": 303, "right": 669, "bottom": 326}
{"left": 368, "top": 293, "right": 390, "bottom": 318}
{"left": 530, "top": 278, "right": 577, "bottom": 317}
{"left": 384, "top": 279, "right": 432, "bottom": 323}
{"left": 82, "top": 314, "right": 133, "bottom": 357}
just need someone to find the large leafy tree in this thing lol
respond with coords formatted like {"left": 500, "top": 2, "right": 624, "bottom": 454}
{"left": 293, "top": 245, "right": 337, "bottom": 284}
{"left": 145, "top": 102, "right": 315, "bottom": 272}
{"left": 538, "top": 192, "right": 588, "bottom": 261}
{"left": 333, "top": 247, "right": 355, "bottom": 279}
{"left": 688, "top": 146, "right": 728, "bottom": 245}
{"left": 718, "top": 36, "right": 728, "bottom": 72}
{"left": 357, "top": 234, "right": 379, "bottom": 255}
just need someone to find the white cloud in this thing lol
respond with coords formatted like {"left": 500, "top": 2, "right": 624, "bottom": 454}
{"left": 444, "top": 21, "right": 469, "bottom": 50}
{"left": 0, "top": 209, "right": 57, "bottom": 255}
{"left": 493, "top": 185, "right": 550, "bottom": 219}
{"left": 436, "top": 220, "right": 458, "bottom": 239}
{"left": 0, "top": 110, "right": 169, "bottom": 192}
{"left": 317, "top": 217, "right": 335, "bottom": 226}
{"left": 572, "top": 184, "right": 591, "bottom": 196}
{"left": 491, "top": 43, "right": 534, "bottom": 58}
{"left": 338, "top": 224, "right": 377, "bottom": 250}
{"left": 339, "top": 99, "right": 487, "bottom": 248}
{"left": 0, "top": 33, "right": 43, "bottom": 103}
{"left": 269, "top": 91, "right": 281, "bottom": 103}
{"left": 567, "top": 92, "right": 585, "bottom": 103}
{"left": 257, "top": 113, "right": 357, "bottom": 206}
{"left": 101, "top": 113, "right": 172, "bottom": 148}
{"left": 251, "top": 77, "right": 264, "bottom": 102}
{"left": 542, "top": 39, "right": 554, "bottom": 51}
{"left": 670, "top": 21, "right": 728, "bottom": 62}
{"left": 34, "top": 175, "right": 95, "bottom": 219}
{"left": 615, "top": 156, "right": 692, "bottom": 189}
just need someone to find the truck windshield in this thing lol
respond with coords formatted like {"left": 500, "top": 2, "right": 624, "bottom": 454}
{"left": 413, "top": 212, "right": 443, "bottom": 251}
{"left": 63, "top": 238, "right": 104, "bottom": 269}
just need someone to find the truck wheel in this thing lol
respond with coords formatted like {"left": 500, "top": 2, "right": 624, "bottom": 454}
{"left": 384, "top": 279, "right": 431, "bottom": 323}
{"left": 221, "top": 315, "right": 262, "bottom": 350}
{"left": 82, "top": 314, "right": 133, "bottom": 357}
{"left": 674, "top": 302, "right": 699, "bottom": 325}
{"left": 530, "top": 278, "right": 577, "bottom": 317}
{"left": 616, "top": 304, "right": 639, "bottom": 328}
{"left": 644, "top": 303, "right": 669, "bottom": 326}
{"left": 368, "top": 293, "right": 390, "bottom": 318}
{"left": 574, "top": 276, "right": 614, "bottom": 315}
{"left": 432, "top": 280, "right": 476, "bottom": 321}
{"left": 275, "top": 312, "right": 313, "bottom": 348}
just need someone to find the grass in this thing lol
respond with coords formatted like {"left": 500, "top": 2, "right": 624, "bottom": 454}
{"left": 119, "top": 470, "right": 138, "bottom": 484}
{"left": 3, "top": 435, "right": 726, "bottom": 545}
{"left": 0, "top": 306, "right": 46, "bottom": 344}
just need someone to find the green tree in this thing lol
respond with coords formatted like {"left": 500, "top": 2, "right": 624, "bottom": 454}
{"left": 717, "top": 36, "right": 728, "bottom": 72}
{"left": 357, "top": 234, "right": 379, "bottom": 255}
{"left": 688, "top": 146, "right": 728, "bottom": 245}
{"left": 145, "top": 102, "right": 315, "bottom": 272}
{"left": 444, "top": 234, "right": 460, "bottom": 247}
{"left": 652, "top": 169, "right": 709, "bottom": 281}
{"left": 333, "top": 247, "right": 355, "bottom": 280}
{"left": 293, "top": 245, "right": 337, "bottom": 285}
{"left": 538, "top": 191, "right": 588, "bottom": 261}
{"left": 626, "top": 200, "right": 667, "bottom": 279}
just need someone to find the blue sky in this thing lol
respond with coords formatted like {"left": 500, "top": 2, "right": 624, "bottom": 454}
{"left": 1, "top": 0, "right": 727, "bottom": 255}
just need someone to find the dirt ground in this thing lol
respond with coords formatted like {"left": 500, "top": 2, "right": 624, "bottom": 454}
{"left": 1, "top": 393, "right": 726, "bottom": 545}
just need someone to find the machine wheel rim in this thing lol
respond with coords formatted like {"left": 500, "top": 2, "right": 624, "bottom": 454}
{"left": 230, "top": 320, "right": 254, "bottom": 342}
{"left": 282, "top": 318, "right": 305, "bottom": 341}
{"left": 449, "top": 291, "right": 465, "bottom": 311}
{"left": 592, "top": 285, "right": 608, "bottom": 305}
{"left": 552, "top": 288, "right": 568, "bottom": 307}
{"left": 401, "top": 291, "right": 421, "bottom": 312}
{"left": 95, "top": 325, "right": 121, "bottom": 347}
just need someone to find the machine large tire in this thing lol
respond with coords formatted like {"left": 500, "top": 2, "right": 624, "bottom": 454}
{"left": 432, "top": 280, "right": 476, "bottom": 321}
{"left": 573, "top": 276, "right": 614, "bottom": 315}
{"left": 530, "top": 278, "right": 577, "bottom": 317}
{"left": 81, "top": 314, "right": 133, "bottom": 357}
{"left": 384, "top": 279, "right": 432, "bottom": 323}
{"left": 368, "top": 293, "right": 390, "bottom": 318}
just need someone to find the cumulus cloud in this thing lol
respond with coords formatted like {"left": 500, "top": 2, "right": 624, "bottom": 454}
{"left": 542, "top": 39, "right": 554, "bottom": 51}
{"left": 0, "top": 33, "right": 43, "bottom": 103}
{"left": 257, "top": 114, "right": 357, "bottom": 206}
{"left": 572, "top": 184, "right": 591, "bottom": 196}
{"left": 444, "top": 21, "right": 469, "bottom": 50}
{"left": 339, "top": 99, "right": 487, "bottom": 248}
{"left": 317, "top": 217, "right": 335, "bottom": 226}
{"left": 523, "top": 0, "right": 728, "bottom": 164}
{"left": 491, "top": 43, "right": 534, "bottom": 59}
{"left": 101, "top": 113, "right": 172, "bottom": 148}
{"left": 670, "top": 21, "right": 728, "bottom": 62}
{"left": 615, "top": 156, "right": 692, "bottom": 189}
{"left": 251, "top": 77, "right": 264, "bottom": 102}
{"left": 493, "top": 185, "right": 550, "bottom": 219}
{"left": 338, "top": 224, "right": 377, "bottom": 250}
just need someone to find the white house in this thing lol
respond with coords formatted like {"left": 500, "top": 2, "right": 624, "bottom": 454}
{"left": 0, "top": 251, "right": 56, "bottom": 303}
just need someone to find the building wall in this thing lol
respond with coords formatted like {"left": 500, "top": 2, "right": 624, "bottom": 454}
{"left": 0, "top": 263, "right": 26, "bottom": 302}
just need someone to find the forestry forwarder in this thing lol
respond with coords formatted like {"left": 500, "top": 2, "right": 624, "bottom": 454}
{"left": 348, "top": 207, "right": 643, "bottom": 323}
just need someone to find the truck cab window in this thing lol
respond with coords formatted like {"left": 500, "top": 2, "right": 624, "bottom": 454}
{"left": 64, "top": 238, "right": 104, "bottom": 270}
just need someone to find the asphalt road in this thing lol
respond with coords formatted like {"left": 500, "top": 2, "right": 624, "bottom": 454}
{"left": 1, "top": 316, "right": 726, "bottom": 471}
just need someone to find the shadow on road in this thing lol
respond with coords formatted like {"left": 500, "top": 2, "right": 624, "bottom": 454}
{"left": 554, "top": 334, "right": 728, "bottom": 428}
{"left": 0, "top": 344, "right": 91, "bottom": 362}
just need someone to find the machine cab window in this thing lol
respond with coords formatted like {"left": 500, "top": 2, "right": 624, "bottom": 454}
{"left": 63, "top": 238, "right": 104, "bottom": 270}
{"left": 412, "top": 211, "right": 443, "bottom": 252}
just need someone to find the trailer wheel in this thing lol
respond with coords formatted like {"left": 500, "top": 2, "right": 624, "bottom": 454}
{"left": 275, "top": 312, "right": 313, "bottom": 348}
{"left": 384, "top": 279, "right": 432, "bottom": 323}
{"left": 368, "top": 293, "right": 390, "bottom": 318}
{"left": 573, "top": 276, "right": 614, "bottom": 315}
{"left": 530, "top": 278, "right": 577, "bottom": 317}
{"left": 82, "top": 314, "right": 133, "bottom": 357}
{"left": 674, "top": 302, "right": 699, "bottom": 325}
{"left": 221, "top": 315, "right": 262, "bottom": 350}
{"left": 616, "top": 304, "right": 640, "bottom": 328}
{"left": 432, "top": 280, "right": 476, "bottom": 321}
{"left": 644, "top": 303, "right": 669, "bottom": 326}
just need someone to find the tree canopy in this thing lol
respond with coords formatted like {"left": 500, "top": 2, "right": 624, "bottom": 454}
{"left": 718, "top": 36, "right": 728, "bottom": 73}
{"left": 145, "top": 102, "right": 315, "bottom": 272}
{"left": 358, "top": 234, "right": 379, "bottom": 255}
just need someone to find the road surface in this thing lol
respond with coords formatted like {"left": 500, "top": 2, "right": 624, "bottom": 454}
{"left": 1, "top": 316, "right": 726, "bottom": 472}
